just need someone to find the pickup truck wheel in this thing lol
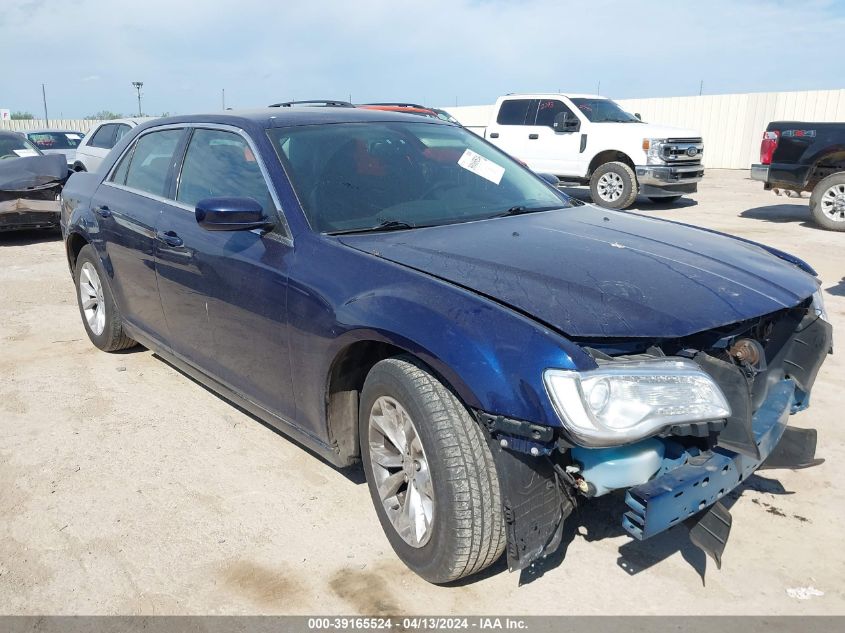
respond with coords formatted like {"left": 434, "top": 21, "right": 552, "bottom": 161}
{"left": 810, "top": 173, "right": 845, "bottom": 231}
{"left": 74, "top": 245, "right": 137, "bottom": 352}
{"left": 359, "top": 356, "right": 505, "bottom": 583}
{"left": 590, "top": 161, "right": 638, "bottom": 209}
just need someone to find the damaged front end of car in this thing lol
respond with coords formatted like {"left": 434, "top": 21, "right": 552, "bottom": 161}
{"left": 0, "top": 154, "right": 67, "bottom": 232}
{"left": 478, "top": 292, "right": 833, "bottom": 573}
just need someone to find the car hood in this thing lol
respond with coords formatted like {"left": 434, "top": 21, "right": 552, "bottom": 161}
{"left": 337, "top": 206, "right": 818, "bottom": 338}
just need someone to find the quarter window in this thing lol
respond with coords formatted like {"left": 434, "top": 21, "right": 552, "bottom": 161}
{"left": 124, "top": 129, "right": 183, "bottom": 197}
{"left": 176, "top": 129, "right": 274, "bottom": 212}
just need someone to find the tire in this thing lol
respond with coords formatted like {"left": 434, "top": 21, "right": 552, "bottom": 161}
{"left": 74, "top": 244, "right": 137, "bottom": 351}
{"left": 589, "top": 161, "right": 638, "bottom": 209}
{"left": 810, "top": 173, "right": 845, "bottom": 231}
{"left": 648, "top": 195, "right": 681, "bottom": 204}
{"left": 359, "top": 356, "right": 505, "bottom": 583}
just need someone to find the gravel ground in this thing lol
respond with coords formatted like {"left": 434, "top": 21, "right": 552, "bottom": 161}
{"left": 1, "top": 169, "right": 843, "bottom": 615}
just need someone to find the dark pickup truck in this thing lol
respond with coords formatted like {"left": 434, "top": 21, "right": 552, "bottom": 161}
{"left": 751, "top": 121, "right": 845, "bottom": 231}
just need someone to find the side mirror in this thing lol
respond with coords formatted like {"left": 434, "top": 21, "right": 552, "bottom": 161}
{"left": 538, "top": 173, "right": 560, "bottom": 186}
{"left": 553, "top": 112, "right": 580, "bottom": 133}
{"left": 634, "top": 112, "right": 642, "bottom": 121}
{"left": 195, "top": 197, "right": 273, "bottom": 232}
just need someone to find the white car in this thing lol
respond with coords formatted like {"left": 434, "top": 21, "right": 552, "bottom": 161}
{"left": 483, "top": 93, "right": 704, "bottom": 208}
{"left": 25, "top": 129, "right": 85, "bottom": 172}
{"left": 73, "top": 118, "right": 149, "bottom": 173}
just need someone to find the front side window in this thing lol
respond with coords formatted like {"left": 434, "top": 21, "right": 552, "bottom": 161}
{"left": 123, "top": 129, "right": 183, "bottom": 197}
{"left": 89, "top": 124, "right": 117, "bottom": 149}
{"left": 115, "top": 124, "right": 131, "bottom": 143}
{"left": 570, "top": 98, "right": 640, "bottom": 123}
{"left": 176, "top": 129, "right": 274, "bottom": 212}
{"left": 268, "top": 121, "right": 570, "bottom": 234}
{"left": 535, "top": 100, "right": 575, "bottom": 128}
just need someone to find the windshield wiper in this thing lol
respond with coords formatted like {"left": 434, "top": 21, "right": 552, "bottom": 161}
{"left": 326, "top": 219, "right": 419, "bottom": 235}
{"left": 489, "top": 205, "right": 563, "bottom": 218}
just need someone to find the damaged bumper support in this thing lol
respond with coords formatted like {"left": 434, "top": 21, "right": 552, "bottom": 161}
{"left": 0, "top": 153, "right": 66, "bottom": 232}
{"left": 0, "top": 197, "right": 61, "bottom": 232}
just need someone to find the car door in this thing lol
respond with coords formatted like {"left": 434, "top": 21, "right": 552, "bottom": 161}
{"left": 521, "top": 98, "right": 584, "bottom": 177}
{"left": 154, "top": 126, "right": 296, "bottom": 423}
{"left": 94, "top": 127, "right": 186, "bottom": 345}
{"left": 484, "top": 98, "right": 536, "bottom": 163}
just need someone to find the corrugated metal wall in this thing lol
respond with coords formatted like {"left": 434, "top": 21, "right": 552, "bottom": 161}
{"left": 444, "top": 89, "right": 845, "bottom": 169}
{"left": 0, "top": 119, "right": 103, "bottom": 133}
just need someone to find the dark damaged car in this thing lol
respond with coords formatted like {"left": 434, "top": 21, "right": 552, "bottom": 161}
{"left": 1, "top": 131, "right": 67, "bottom": 232}
{"left": 60, "top": 109, "right": 833, "bottom": 583}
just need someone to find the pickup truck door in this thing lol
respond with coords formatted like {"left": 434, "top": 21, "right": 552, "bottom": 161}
{"left": 484, "top": 98, "right": 536, "bottom": 164}
{"left": 520, "top": 99, "right": 585, "bottom": 178}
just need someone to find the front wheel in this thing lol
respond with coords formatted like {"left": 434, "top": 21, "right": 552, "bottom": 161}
{"left": 359, "top": 356, "right": 505, "bottom": 583}
{"left": 810, "top": 173, "right": 845, "bottom": 231}
{"left": 589, "top": 161, "right": 638, "bottom": 209}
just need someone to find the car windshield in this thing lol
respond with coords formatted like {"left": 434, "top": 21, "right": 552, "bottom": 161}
{"left": 268, "top": 121, "right": 570, "bottom": 233}
{"left": 0, "top": 134, "right": 42, "bottom": 159}
{"left": 570, "top": 98, "right": 641, "bottom": 123}
{"left": 27, "top": 131, "right": 83, "bottom": 150}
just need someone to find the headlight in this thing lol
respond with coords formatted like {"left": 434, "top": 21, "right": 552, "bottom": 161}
{"left": 643, "top": 138, "right": 667, "bottom": 165}
{"left": 544, "top": 359, "right": 731, "bottom": 447}
{"left": 812, "top": 288, "right": 829, "bottom": 323}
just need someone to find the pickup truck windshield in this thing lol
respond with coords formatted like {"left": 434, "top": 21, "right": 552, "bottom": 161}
{"left": 268, "top": 121, "right": 570, "bottom": 233}
{"left": 570, "top": 98, "right": 641, "bottom": 123}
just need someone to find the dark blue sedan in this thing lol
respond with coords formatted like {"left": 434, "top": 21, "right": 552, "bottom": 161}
{"left": 61, "top": 108, "right": 832, "bottom": 583}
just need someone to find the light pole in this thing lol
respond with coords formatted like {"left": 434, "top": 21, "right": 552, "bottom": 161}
{"left": 131, "top": 81, "right": 144, "bottom": 116}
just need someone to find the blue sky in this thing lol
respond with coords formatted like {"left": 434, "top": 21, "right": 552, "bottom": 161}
{"left": 2, "top": 0, "right": 843, "bottom": 118}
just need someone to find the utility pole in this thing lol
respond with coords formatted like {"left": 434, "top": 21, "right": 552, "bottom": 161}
{"left": 41, "top": 84, "right": 49, "bottom": 125}
{"left": 222, "top": 88, "right": 226, "bottom": 110}
{"left": 596, "top": 80, "right": 601, "bottom": 95}
{"left": 132, "top": 81, "right": 144, "bottom": 116}
{"left": 699, "top": 80, "right": 703, "bottom": 96}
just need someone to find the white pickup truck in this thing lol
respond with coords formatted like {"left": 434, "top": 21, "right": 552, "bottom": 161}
{"left": 479, "top": 93, "right": 704, "bottom": 209}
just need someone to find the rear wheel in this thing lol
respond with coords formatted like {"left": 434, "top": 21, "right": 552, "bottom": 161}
{"left": 74, "top": 245, "right": 137, "bottom": 351}
{"left": 590, "top": 161, "right": 638, "bottom": 209}
{"left": 359, "top": 356, "right": 505, "bottom": 583}
{"left": 810, "top": 173, "right": 845, "bottom": 231}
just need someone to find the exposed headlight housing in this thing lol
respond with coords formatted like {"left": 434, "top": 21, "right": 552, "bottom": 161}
{"left": 643, "top": 138, "right": 667, "bottom": 165}
{"left": 544, "top": 359, "right": 731, "bottom": 447}
{"left": 812, "top": 288, "right": 829, "bottom": 323}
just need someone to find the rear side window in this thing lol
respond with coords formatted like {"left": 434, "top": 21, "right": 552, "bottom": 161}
{"left": 89, "top": 124, "right": 117, "bottom": 149}
{"left": 176, "top": 128, "right": 274, "bottom": 211}
{"left": 496, "top": 99, "right": 535, "bottom": 125}
{"left": 124, "top": 129, "right": 183, "bottom": 197}
{"left": 535, "top": 99, "right": 574, "bottom": 128}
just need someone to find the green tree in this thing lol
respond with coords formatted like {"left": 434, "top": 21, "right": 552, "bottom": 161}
{"left": 10, "top": 111, "right": 34, "bottom": 120}
{"left": 85, "top": 110, "right": 123, "bottom": 120}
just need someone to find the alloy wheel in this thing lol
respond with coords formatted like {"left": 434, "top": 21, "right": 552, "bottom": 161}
{"left": 79, "top": 262, "right": 106, "bottom": 336}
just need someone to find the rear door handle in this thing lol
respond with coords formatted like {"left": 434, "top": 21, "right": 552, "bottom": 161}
{"left": 156, "top": 230, "right": 184, "bottom": 248}
{"left": 528, "top": 133, "right": 539, "bottom": 140}
{"left": 489, "top": 132, "right": 499, "bottom": 138}
{"left": 94, "top": 205, "right": 111, "bottom": 218}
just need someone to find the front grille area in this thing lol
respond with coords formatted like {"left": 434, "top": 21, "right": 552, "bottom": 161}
{"left": 661, "top": 138, "right": 704, "bottom": 164}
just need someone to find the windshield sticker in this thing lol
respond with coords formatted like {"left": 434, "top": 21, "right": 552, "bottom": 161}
{"left": 66, "top": 134, "right": 82, "bottom": 140}
{"left": 458, "top": 149, "right": 505, "bottom": 185}
{"left": 12, "top": 149, "right": 39, "bottom": 158}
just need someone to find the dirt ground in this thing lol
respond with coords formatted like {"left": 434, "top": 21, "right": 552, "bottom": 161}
{"left": 1, "top": 169, "right": 843, "bottom": 615}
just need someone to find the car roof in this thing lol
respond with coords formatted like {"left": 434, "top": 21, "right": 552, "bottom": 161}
{"left": 25, "top": 128, "right": 84, "bottom": 134}
{"left": 134, "top": 107, "right": 453, "bottom": 133}
{"left": 503, "top": 93, "right": 607, "bottom": 100}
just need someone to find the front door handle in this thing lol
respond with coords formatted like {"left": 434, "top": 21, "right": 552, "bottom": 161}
{"left": 528, "top": 133, "right": 539, "bottom": 140}
{"left": 489, "top": 132, "right": 499, "bottom": 138}
{"left": 156, "top": 230, "right": 184, "bottom": 248}
{"left": 94, "top": 205, "right": 111, "bottom": 218}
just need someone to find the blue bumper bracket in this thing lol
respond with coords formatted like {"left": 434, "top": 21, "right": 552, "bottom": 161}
{"left": 623, "top": 379, "right": 795, "bottom": 540}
